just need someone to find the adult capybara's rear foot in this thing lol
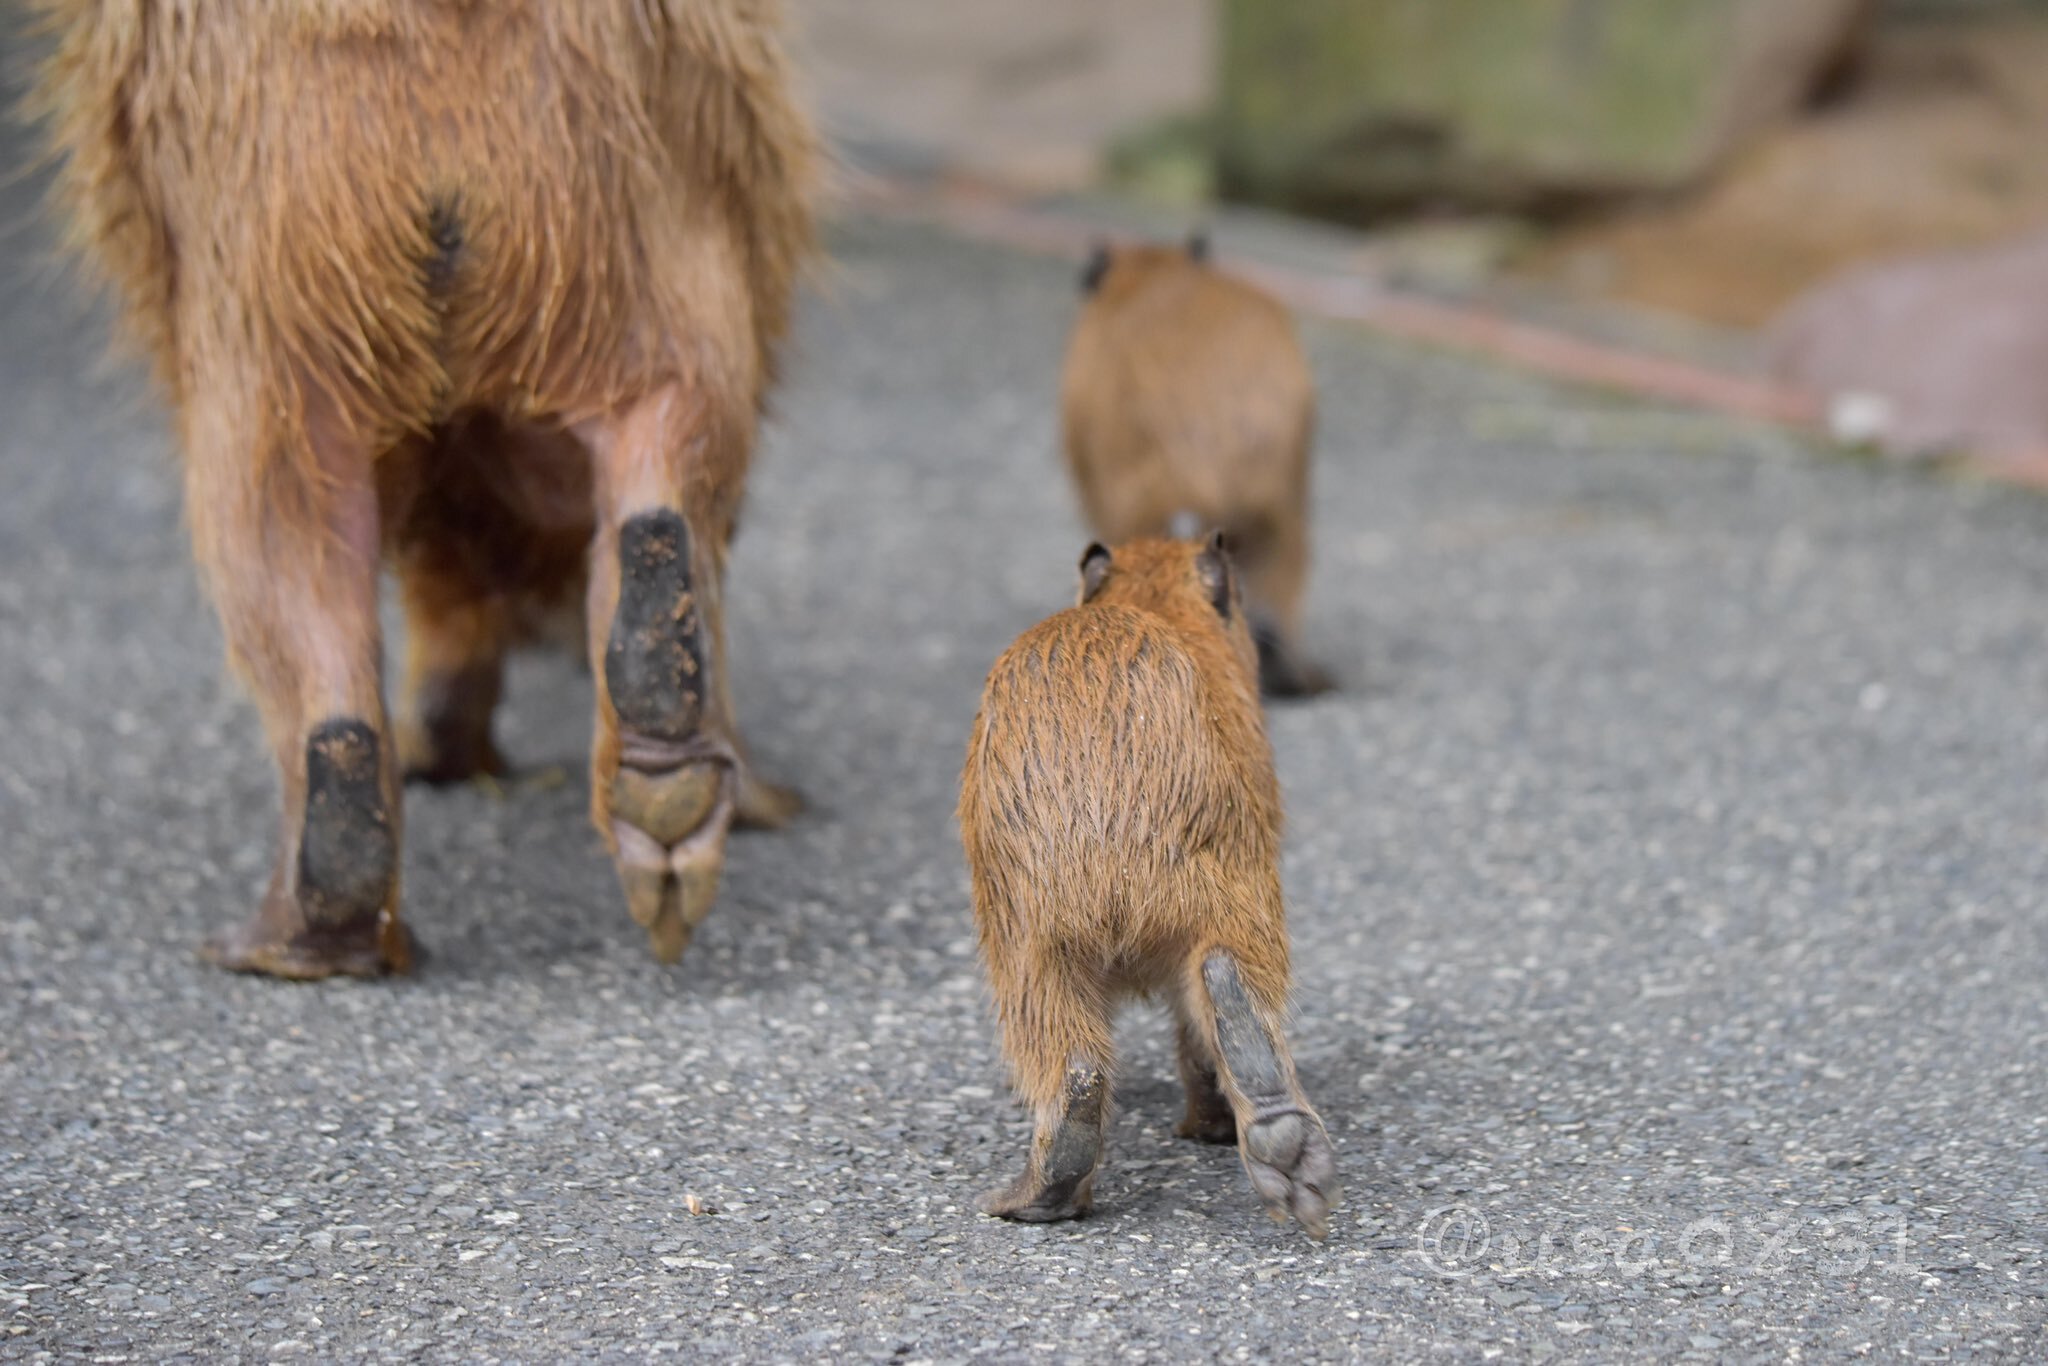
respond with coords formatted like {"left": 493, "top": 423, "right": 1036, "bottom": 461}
{"left": 608, "top": 742, "right": 733, "bottom": 964}
{"left": 201, "top": 884, "right": 414, "bottom": 979}
{"left": 599, "top": 510, "right": 737, "bottom": 964}
{"left": 202, "top": 719, "right": 413, "bottom": 979}
{"left": 398, "top": 662, "right": 508, "bottom": 786}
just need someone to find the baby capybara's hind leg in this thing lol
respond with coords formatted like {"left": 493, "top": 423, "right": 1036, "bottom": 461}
{"left": 1171, "top": 1006, "right": 1240, "bottom": 1145}
{"left": 1191, "top": 950, "right": 1339, "bottom": 1238}
{"left": 188, "top": 391, "right": 410, "bottom": 979}
{"left": 981, "top": 953, "right": 1115, "bottom": 1223}
{"left": 578, "top": 381, "right": 794, "bottom": 964}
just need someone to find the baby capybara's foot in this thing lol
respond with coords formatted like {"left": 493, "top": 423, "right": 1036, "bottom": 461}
{"left": 1175, "top": 1027, "right": 1241, "bottom": 1144}
{"left": 981, "top": 1065, "right": 1108, "bottom": 1224}
{"left": 979, "top": 1176, "right": 1093, "bottom": 1224}
{"left": 202, "top": 719, "right": 412, "bottom": 979}
{"left": 1241, "top": 1108, "right": 1339, "bottom": 1240}
{"left": 1205, "top": 952, "right": 1340, "bottom": 1238}
{"left": 601, "top": 510, "right": 737, "bottom": 964}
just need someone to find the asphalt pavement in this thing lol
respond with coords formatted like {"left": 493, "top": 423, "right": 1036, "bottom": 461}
{"left": 2, "top": 101, "right": 2046, "bottom": 1362}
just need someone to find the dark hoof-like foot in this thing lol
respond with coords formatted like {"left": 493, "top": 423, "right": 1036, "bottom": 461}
{"left": 1241, "top": 1108, "right": 1339, "bottom": 1240}
{"left": 299, "top": 720, "right": 396, "bottom": 919}
{"left": 607, "top": 510, "right": 707, "bottom": 742}
{"left": 201, "top": 900, "right": 413, "bottom": 980}
{"left": 206, "top": 718, "right": 411, "bottom": 980}
{"left": 601, "top": 509, "right": 761, "bottom": 965}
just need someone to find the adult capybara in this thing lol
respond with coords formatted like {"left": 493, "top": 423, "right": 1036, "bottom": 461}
{"left": 1060, "top": 237, "right": 1331, "bottom": 697}
{"left": 29, "top": 0, "right": 815, "bottom": 975}
{"left": 959, "top": 535, "right": 1338, "bottom": 1237}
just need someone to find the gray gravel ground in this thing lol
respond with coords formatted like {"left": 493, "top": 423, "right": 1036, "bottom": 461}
{"left": 4, "top": 109, "right": 2048, "bottom": 1365}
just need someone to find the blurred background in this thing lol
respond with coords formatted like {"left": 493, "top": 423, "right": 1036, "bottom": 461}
{"left": 792, "top": 0, "right": 2048, "bottom": 468}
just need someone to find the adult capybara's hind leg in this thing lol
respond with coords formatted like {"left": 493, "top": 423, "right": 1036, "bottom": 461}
{"left": 388, "top": 415, "right": 597, "bottom": 786}
{"left": 1192, "top": 950, "right": 1339, "bottom": 1237}
{"left": 187, "top": 390, "right": 410, "bottom": 979}
{"left": 395, "top": 589, "right": 509, "bottom": 786}
{"left": 579, "top": 381, "right": 795, "bottom": 964}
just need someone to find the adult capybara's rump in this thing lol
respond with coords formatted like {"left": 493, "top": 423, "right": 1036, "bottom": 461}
{"left": 32, "top": 0, "right": 814, "bottom": 976}
{"left": 36, "top": 1, "right": 809, "bottom": 437}
{"left": 960, "top": 537, "right": 1338, "bottom": 1236}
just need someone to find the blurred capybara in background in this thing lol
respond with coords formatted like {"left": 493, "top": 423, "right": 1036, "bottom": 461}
{"left": 1060, "top": 237, "right": 1331, "bottom": 698}
{"left": 29, "top": 1, "right": 815, "bottom": 975}
{"left": 959, "top": 535, "right": 1339, "bottom": 1237}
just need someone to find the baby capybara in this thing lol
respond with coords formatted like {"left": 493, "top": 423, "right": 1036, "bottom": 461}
{"left": 30, "top": 1, "right": 814, "bottom": 975}
{"left": 959, "top": 535, "right": 1338, "bottom": 1237}
{"left": 1061, "top": 237, "right": 1331, "bottom": 697}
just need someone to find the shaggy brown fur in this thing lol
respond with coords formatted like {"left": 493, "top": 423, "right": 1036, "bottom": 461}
{"left": 1061, "top": 240, "right": 1331, "bottom": 698}
{"left": 959, "top": 536, "right": 1338, "bottom": 1237}
{"left": 30, "top": 0, "right": 815, "bottom": 976}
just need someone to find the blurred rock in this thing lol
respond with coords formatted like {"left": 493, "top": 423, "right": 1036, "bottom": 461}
{"left": 1768, "top": 230, "right": 2048, "bottom": 460}
{"left": 1366, "top": 218, "right": 1538, "bottom": 291}
{"left": 1518, "top": 15, "right": 2048, "bottom": 326}
{"left": 789, "top": 0, "right": 1211, "bottom": 193}
{"left": 1216, "top": 0, "right": 1870, "bottom": 217}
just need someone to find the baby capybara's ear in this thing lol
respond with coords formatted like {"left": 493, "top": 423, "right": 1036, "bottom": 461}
{"left": 1195, "top": 530, "right": 1235, "bottom": 619}
{"left": 1080, "top": 242, "right": 1112, "bottom": 295}
{"left": 1186, "top": 230, "right": 1210, "bottom": 263}
{"left": 1079, "top": 542, "right": 1113, "bottom": 603}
